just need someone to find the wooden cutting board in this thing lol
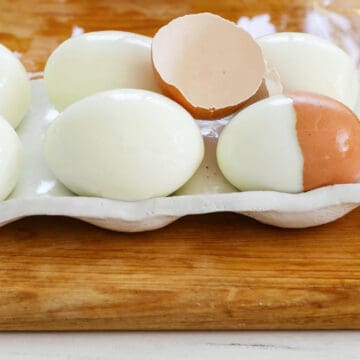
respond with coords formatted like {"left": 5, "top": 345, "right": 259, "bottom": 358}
{"left": 1, "top": 0, "right": 360, "bottom": 330}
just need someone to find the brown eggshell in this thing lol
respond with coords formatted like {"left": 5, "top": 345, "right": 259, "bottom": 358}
{"left": 290, "top": 92, "right": 360, "bottom": 191}
{"left": 151, "top": 13, "right": 265, "bottom": 119}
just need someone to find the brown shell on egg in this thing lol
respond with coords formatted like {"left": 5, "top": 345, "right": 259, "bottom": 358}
{"left": 290, "top": 92, "right": 360, "bottom": 191}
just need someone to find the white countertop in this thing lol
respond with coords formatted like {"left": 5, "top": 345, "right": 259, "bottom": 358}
{"left": 0, "top": 332, "right": 359, "bottom": 359}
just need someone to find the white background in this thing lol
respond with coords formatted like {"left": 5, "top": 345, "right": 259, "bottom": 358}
{"left": 0, "top": 331, "right": 359, "bottom": 359}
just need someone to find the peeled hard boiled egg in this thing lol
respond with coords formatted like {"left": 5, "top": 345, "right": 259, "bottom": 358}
{"left": 0, "top": 115, "right": 22, "bottom": 199}
{"left": 217, "top": 93, "right": 360, "bottom": 193}
{"left": 44, "top": 31, "right": 161, "bottom": 111}
{"left": 44, "top": 89, "right": 204, "bottom": 201}
{"left": 152, "top": 13, "right": 265, "bottom": 119}
{"left": 257, "top": 32, "right": 359, "bottom": 109}
{"left": 0, "top": 44, "right": 30, "bottom": 128}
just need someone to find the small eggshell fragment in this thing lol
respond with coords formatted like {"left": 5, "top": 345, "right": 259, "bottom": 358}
{"left": 0, "top": 45, "right": 31, "bottom": 128}
{"left": 44, "top": 31, "right": 161, "bottom": 111}
{"left": 44, "top": 89, "right": 204, "bottom": 201}
{"left": 217, "top": 92, "right": 360, "bottom": 193}
{"left": 257, "top": 32, "right": 359, "bottom": 109}
{"left": 238, "top": 58, "right": 283, "bottom": 110}
{"left": 175, "top": 121, "right": 237, "bottom": 195}
{"left": 0, "top": 115, "right": 22, "bottom": 199}
{"left": 152, "top": 13, "right": 265, "bottom": 119}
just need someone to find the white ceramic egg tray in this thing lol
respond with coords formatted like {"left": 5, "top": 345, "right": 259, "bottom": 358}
{"left": 2, "top": 79, "right": 360, "bottom": 232}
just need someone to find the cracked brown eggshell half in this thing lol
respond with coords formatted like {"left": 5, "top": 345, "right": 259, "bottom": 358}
{"left": 151, "top": 13, "right": 266, "bottom": 119}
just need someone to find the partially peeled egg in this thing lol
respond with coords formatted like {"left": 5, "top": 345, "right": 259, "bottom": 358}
{"left": 217, "top": 93, "right": 360, "bottom": 193}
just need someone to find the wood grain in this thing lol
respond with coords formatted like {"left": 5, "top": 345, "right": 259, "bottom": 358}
{"left": 1, "top": 0, "right": 360, "bottom": 330}
{"left": 1, "top": 212, "right": 360, "bottom": 330}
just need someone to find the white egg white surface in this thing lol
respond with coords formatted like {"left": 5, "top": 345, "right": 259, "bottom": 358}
{"left": 258, "top": 32, "right": 359, "bottom": 109}
{"left": 44, "top": 31, "right": 161, "bottom": 111}
{"left": 217, "top": 95, "right": 304, "bottom": 193}
{"left": 44, "top": 88, "right": 204, "bottom": 201}
{"left": 0, "top": 115, "right": 22, "bottom": 200}
{"left": 0, "top": 44, "right": 30, "bottom": 128}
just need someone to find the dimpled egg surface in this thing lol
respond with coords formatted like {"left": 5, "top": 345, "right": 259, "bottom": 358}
{"left": 0, "top": 45, "right": 30, "bottom": 128}
{"left": 217, "top": 93, "right": 360, "bottom": 193}
{"left": 44, "top": 89, "right": 204, "bottom": 201}
{"left": 257, "top": 33, "right": 359, "bottom": 109}
{"left": 44, "top": 31, "right": 161, "bottom": 111}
